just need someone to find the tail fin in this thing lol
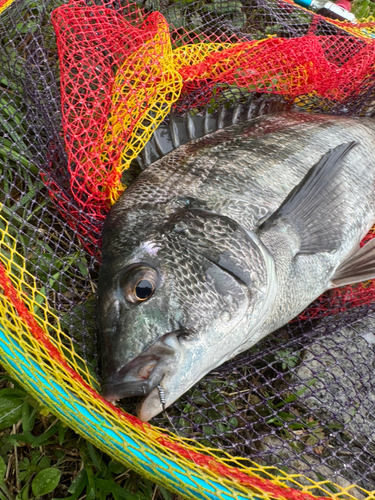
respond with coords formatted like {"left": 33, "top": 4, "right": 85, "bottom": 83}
{"left": 331, "top": 238, "right": 375, "bottom": 288}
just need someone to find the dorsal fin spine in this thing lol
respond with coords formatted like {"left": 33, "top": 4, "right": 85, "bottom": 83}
{"left": 137, "top": 97, "right": 285, "bottom": 169}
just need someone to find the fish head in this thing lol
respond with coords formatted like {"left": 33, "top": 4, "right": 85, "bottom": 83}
{"left": 98, "top": 208, "right": 276, "bottom": 419}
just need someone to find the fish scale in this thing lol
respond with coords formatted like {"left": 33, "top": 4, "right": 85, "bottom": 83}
{"left": 119, "top": 115, "right": 351, "bottom": 232}
{"left": 98, "top": 111, "right": 375, "bottom": 421}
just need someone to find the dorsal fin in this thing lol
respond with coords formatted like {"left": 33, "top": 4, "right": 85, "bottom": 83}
{"left": 137, "top": 95, "right": 291, "bottom": 169}
{"left": 138, "top": 106, "right": 241, "bottom": 169}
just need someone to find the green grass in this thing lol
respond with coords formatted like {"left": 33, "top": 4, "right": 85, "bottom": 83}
{"left": 0, "top": 371, "right": 182, "bottom": 500}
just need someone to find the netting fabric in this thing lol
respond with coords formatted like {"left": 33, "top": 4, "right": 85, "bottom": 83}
{"left": 2, "top": 0, "right": 375, "bottom": 497}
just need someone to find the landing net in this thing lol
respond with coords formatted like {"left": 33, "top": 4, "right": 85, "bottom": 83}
{"left": 1, "top": 0, "right": 375, "bottom": 497}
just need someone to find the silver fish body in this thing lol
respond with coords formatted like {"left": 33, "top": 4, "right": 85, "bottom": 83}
{"left": 98, "top": 112, "right": 375, "bottom": 421}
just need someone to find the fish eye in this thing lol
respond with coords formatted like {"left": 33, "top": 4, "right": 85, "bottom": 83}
{"left": 134, "top": 279, "right": 154, "bottom": 300}
{"left": 121, "top": 265, "right": 158, "bottom": 304}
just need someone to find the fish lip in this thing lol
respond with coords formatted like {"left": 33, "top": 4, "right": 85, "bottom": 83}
{"left": 137, "top": 385, "right": 164, "bottom": 422}
{"left": 101, "top": 330, "right": 182, "bottom": 402}
{"left": 101, "top": 369, "right": 164, "bottom": 400}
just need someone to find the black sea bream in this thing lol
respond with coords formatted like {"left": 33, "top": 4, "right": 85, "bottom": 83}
{"left": 98, "top": 112, "right": 375, "bottom": 421}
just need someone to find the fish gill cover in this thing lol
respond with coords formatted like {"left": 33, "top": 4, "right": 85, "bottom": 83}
{"left": 2, "top": 0, "right": 375, "bottom": 497}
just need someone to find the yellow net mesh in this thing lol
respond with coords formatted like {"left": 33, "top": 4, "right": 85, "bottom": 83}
{"left": 1, "top": 0, "right": 375, "bottom": 497}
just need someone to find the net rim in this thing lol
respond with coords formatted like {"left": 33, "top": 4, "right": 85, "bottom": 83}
{"left": 0, "top": 246, "right": 356, "bottom": 500}
{"left": 2, "top": 0, "right": 375, "bottom": 496}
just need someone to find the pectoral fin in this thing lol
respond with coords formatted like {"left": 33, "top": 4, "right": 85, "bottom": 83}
{"left": 260, "top": 142, "right": 357, "bottom": 254}
{"left": 331, "top": 238, "right": 375, "bottom": 287}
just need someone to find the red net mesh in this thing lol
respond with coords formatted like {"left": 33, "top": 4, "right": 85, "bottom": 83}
{"left": 45, "top": 0, "right": 375, "bottom": 312}
{"left": 3, "top": 0, "right": 375, "bottom": 492}
{"left": 178, "top": 36, "right": 375, "bottom": 101}
{"left": 48, "top": 6, "right": 179, "bottom": 251}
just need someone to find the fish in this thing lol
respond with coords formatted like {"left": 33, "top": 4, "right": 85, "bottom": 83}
{"left": 97, "top": 110, "right": 375, "bottom": 421}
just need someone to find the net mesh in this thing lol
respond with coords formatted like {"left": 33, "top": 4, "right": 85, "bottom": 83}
{"left": 2, "top": 0, "right": 375, "bottom": 497}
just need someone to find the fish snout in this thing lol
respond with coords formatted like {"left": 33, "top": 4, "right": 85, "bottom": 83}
{"left": 138, "top": 386, "right": 165, "bottom": 422}
{"left": 101, "top": 331, "right": 181, "bottom": 403}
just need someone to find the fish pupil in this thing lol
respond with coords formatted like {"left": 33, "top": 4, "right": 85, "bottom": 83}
{"left": 135, "top": 279, "right": 154, "bottom": 300}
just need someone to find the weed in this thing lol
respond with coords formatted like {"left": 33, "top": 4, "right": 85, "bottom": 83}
{"left": 0, "top": 372, "right": 180, "bottom": 499}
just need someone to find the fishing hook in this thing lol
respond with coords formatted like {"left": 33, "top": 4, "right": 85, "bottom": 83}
{"left": 157, "top": 384, "right": 180, "bottom": 436}
{"left": 157, "top": 384, "right": 166, "bottom": 412}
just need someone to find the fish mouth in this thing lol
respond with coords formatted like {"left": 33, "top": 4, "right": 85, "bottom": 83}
{"left": 137, "top": 386, "right": 165, "bottom": 422}
{"left": 101, "top": 330, "right": 181, "bottom": 402}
